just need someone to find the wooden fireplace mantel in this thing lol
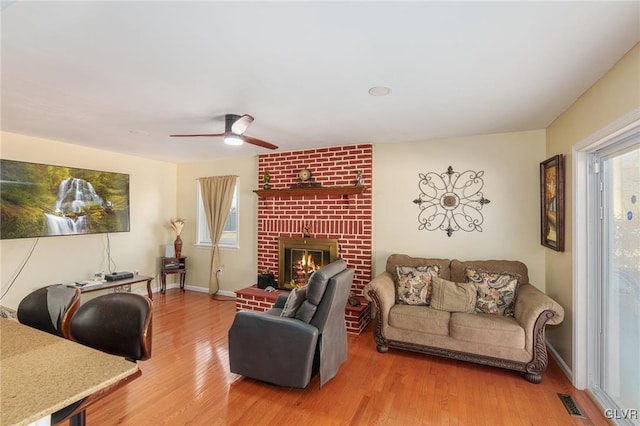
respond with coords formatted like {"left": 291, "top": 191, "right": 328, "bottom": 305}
{"left": 253, "top": 186, "right": 367, "bottom": 198}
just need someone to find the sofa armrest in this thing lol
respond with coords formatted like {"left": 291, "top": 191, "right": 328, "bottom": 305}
{"left": 514, "top": 283, "right": 564, "bottom": 351}
{"left": 515, "top": 284, "right": 564, "bottom": 326}
{"left": 363, "top": 272, "right": 396, "bottom": 323}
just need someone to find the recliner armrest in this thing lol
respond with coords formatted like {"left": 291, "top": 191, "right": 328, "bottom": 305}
{"left": 273, "top": 293, "right": 289, "bottom": 309}
{"left": 230, "top": 309, "right": 318, "bottom": 343}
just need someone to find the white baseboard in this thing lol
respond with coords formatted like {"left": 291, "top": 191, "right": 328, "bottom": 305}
{"left": 216, "top": 289, "right": 236, "bottom": 298}
{"left": 135, "top": 284, "right": 236, "bottom": 298}
{"left": 184, "top": 284, "right": 208, "bottom": 293}
{"left": 178, "top": 284, "right": 237, "bottom": 298}
{"left": 547, "top": 340, "right": 574, "bottom": 384}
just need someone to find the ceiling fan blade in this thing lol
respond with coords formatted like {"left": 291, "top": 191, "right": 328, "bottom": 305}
{"left": 243, "top": 135, "right": 278, "bottom": 150}
{"left": 170, "top": 132, "right": 227, "bottom": 137}
{"left": 231, "top": 114, "right": 254, "bottom": 135}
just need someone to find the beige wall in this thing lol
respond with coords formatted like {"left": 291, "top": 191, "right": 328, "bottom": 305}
{"left": 545, "top": 43, "right": 640, "bottom": 369}
{"left": 175, "top": 156, "right": 258, "bottom": 293}
{"left": 0, "top": 132, "right": 177, "bottom": 308}
{"left": 179, "top": 132, "right": 547, "bottom": 295}
{"left": 373, "top": 130, "right": 547, "bottom": 289}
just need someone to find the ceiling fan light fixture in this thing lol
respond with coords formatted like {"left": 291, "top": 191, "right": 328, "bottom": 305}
{"left": 170, "top": 113, "right": 277, "bottom": 150}
{"left": 224, "top": 134, "right": 244, "bottom": 146}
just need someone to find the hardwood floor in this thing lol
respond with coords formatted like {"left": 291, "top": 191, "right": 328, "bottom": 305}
{"left": 80, "top": 290, "right": 608, "bottom": 425}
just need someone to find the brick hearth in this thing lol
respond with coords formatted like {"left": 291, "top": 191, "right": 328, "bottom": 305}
{"left": 252, "top": 144, "right": 373, "bottom": 334}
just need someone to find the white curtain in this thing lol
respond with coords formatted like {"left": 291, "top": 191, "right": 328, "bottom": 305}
{"left": 198, "top": 175, "right": 237, "bottom": 294}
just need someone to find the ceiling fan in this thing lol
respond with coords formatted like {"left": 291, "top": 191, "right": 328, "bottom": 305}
{"left": 170, "top": 114, "right": 278, "bottom": 150}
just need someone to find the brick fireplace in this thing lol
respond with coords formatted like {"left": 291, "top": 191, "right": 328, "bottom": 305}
{"left": 256, "top": 144, "right": 373, "bottom": 294}
{"left": 235, "top": 144, "right": 373, "bottom": 334}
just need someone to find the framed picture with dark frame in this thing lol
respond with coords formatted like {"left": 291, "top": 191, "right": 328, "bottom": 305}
{"left": 540, "top": 154, "right": 565, "bottom": 251}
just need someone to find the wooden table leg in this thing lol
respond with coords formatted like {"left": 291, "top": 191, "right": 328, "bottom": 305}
{"left": 146, "top": 279, "right": 153, "bottom": 299}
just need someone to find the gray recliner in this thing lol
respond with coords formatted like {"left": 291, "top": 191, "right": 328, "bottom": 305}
{"left": 228, "top": 259, "right": 354, "bottom": 388}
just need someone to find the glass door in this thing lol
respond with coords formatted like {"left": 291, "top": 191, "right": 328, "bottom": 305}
{"left": 593, "top": 140, "right": 640, "bottom": 424}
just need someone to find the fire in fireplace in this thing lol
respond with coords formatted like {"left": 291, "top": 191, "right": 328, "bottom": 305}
{"left": 278, "top": 237, "right": 338, "bottom": 289}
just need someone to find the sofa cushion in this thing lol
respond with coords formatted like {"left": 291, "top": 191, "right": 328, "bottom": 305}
{"left": 386, "top": 254, "right": 451, "bottom": 280}
{"left": 464, "top": 267, "right": 520, "bottom": 316}
{"left": 280, "top": 286, "right": 307, "bottom": 318}
{"left": 430, "top": 277, "right": 476, "bottom": 313}
{"left": 389, "top": 304, "right": 450, "bottom": 336}
{"left": 450, "top": 312, "right": 525, "bottom": 349}
{"left": 395, "top": 265, "right": 439, "bottom": 305}
{"left": 450, "top": 259, "right": 529, "bottom": 284}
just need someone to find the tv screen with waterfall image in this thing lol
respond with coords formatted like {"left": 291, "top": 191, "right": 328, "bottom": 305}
{"left": 0, "top": 160, "right": 130, "bottom": 239}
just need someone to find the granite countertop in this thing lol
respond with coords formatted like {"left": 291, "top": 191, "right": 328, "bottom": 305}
{"left": 0, "top": 318, "right": 139, "bottom": 426}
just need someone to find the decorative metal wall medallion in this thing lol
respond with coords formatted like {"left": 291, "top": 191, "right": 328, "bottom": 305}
{"left": 413, "top": 166, "right": 490, "bottom": 237}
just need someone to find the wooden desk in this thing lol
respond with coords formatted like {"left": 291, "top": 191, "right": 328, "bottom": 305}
{"left": 160, "top": 257, "right": 186, "bottom": 293}
{"left": 0, "top": 318, "right": 140, "bottom": 426}
{"left": 78, "top": 275, "right": 154, "bottom": 299}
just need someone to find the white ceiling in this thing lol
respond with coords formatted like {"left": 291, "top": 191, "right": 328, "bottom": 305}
{"left": 1, "top": 1, "right": 639, "bottom": 163}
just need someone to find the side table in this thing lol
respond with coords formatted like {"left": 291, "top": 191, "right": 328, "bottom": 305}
{"left": 160, "top": 257, "right": 186, "bottom": 293}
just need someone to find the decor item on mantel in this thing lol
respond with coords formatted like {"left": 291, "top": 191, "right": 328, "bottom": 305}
{"left": 262, "top": 170, "right": 271, "bottom": 190}
{"left": 291, "top": 167, "right": 321, "bottom": 188}
{"left": 540, "top": 155, "right": 565, "bottom": 251}
{"left": 413, "top": 166, "right": 490, "bottom": 237}
{"left": 170, "top": 218, "right": 185, "bottom": 258}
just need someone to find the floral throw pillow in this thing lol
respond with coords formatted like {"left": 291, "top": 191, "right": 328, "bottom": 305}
{"left": 464, "top": 267, "right": 520, "bottom": 316}
{"left": 394, "top": 265, "right": 440, "bottom": 306}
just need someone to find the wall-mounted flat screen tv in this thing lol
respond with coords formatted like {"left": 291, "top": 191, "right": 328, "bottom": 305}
{"left": 1, "top": 159, "right": 130, "bottom": 240}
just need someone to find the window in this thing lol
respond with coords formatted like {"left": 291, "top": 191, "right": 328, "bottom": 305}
{"left": 196, "top": 181, "right": 239, "bottom": 249}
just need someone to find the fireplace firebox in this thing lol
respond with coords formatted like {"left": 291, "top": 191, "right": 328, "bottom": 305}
{"left": 278, "top": 237, "right": 339, "bottom": 289}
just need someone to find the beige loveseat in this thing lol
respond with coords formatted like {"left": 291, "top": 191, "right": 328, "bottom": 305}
{"left": 363, "top": 254, "right": 564, "bottom": 383}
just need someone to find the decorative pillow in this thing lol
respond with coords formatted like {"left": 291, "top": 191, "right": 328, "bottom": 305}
{"left": 280, "top": 286, "right": 307, "bottom": 318}
{"left": 394, "top": 265, "right": 440, "bottom": 306}
{"left": 295, "top": 300, "right": 318, "bottom": 323}
{"left": 430, "top": 277, "right": 476, "bottom": 313}
{"left": 464, "top": 267, "right": 520, "bottom": 316}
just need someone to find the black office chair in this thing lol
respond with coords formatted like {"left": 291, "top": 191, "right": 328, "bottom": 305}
{"left": 53, "top": 292, "right": 153, "bottom": 425}
{"left": 17, "top": 284, "right": 81, "bottom": 339}
{"left": 70, "top": 292, "right": 153, "bottom": 361}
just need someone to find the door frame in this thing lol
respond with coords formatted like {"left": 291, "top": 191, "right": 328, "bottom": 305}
{"left": 572, "top": 108, "right": 640, "bottom": 389}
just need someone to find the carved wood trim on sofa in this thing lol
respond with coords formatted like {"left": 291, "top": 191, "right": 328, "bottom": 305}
{"left": 367, "top": 289, "right": 558, "bottom": 384}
